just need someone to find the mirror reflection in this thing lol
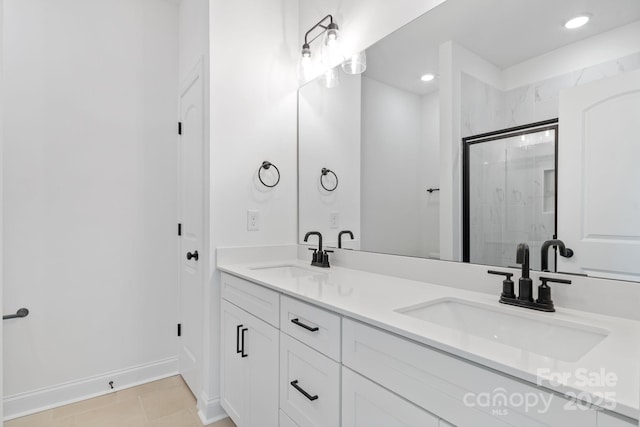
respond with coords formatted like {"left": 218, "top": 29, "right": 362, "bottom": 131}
{"left": 298, "top": 0, "right": 640, "bottom": 281}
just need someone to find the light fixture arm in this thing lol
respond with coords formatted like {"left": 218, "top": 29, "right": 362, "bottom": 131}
{"left": 304, "top": 14, "right": 337, "bottom": 47}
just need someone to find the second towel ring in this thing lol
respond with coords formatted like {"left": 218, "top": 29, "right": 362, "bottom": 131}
{"left": 258, "top": 161, "right": 280, "bottom": 188}
{"left": 320, "top": 168, "right": 338, "bottom": 192}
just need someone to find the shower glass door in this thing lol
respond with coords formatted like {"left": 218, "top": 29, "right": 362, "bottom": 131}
{"left": 463, "top": 120, "right": 558, "bottom": 270}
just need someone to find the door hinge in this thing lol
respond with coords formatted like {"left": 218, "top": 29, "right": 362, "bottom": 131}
{"left": 177, "top": 323, "right": 181, "bottom": 337}
{"left": 178, "top": 223, "right": 182, "bottom": 236}
{"left": 178, "top": 122, "right": 182, "bottom": 135}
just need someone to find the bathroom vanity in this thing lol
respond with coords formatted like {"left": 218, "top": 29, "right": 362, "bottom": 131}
{"left": 218, "top": 253, "right": 639, "bottom": 427}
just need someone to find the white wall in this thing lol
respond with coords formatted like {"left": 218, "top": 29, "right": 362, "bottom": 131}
{"left": 419, "top": 91, "right": 440, "bottom": 258}
{"left": 361, "top": 77, "right": 422, "bottom": 256}
{"left": 204, "top": 0, "right": 299, "bottom": 422}
{"left": 299, "top": 73, "right": 361, "bottom": 248}
{"left": 0, "top": 0, "right": 4, "bottom": 420}
{"left": 438, "top": 41, "right": 503, "bottom": 262}
{"left": 3, "top": 0, "right": 179, "bottom": 418}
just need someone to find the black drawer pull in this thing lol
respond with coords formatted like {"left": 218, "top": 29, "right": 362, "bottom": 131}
{"left": 236, "top": 324, "right": 243, "bottom": 354}
{"left": 291, "top": 318, "right": 319, "bottom": 332}
{"left": 240, "top": 327, "right": 248, "bottom": 358}
{"left": 290, "top": 380, "right": 318, "bottom": 401}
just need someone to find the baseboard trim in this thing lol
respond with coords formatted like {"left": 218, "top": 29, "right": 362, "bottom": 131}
{"left": 3, "top": 356, "right": 178, "bottom": 421}
{"left": 197, "top": 392, "right": 227, "bottom": 426}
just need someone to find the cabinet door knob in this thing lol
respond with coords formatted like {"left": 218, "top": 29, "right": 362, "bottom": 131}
{"left": 186, "top": 250, "right": 199, "bottom": 261}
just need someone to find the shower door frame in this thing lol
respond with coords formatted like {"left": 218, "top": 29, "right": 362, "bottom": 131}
{"left": 462, "top": 118, "right": 559, "bottom": 264}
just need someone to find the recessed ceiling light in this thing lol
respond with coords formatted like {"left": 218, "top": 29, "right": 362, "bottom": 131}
{"left": 564, "top": 15, "right": 590, "bottom": 29}
{"left": 420, "top": 73, "right": 435, "bottom": 82}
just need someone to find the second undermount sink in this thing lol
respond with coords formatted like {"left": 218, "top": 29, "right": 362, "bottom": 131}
{"left": 396, "top": 298, "right": 609, "bottom": 362}
{"left": 250, "top": 265, "right": 327, "bottom": 279}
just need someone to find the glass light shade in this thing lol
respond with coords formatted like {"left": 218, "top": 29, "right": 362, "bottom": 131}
{"left": 298, "top": 55, "right": 314, "bottom": 83}
{"left": 342, "top": 51, "right": 367, "bottom": 74}
{"left": 323, "top": 67, "right": 340, "bottom": 88}
{"left": 321, "top": 26, "right": 343, "bottom": 66}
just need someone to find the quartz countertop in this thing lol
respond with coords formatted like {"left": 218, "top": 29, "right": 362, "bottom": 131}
{"left": 218, "top": 258, "right": 640, "bottom": 420}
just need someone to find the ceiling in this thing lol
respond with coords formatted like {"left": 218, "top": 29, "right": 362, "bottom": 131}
{"left": 364, "top": 0, "right": 640, "bottom": 95}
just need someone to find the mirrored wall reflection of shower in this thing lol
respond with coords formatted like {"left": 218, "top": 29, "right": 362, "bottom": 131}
{"left": 463, "top": 121, "right": 558, "bottom": 270}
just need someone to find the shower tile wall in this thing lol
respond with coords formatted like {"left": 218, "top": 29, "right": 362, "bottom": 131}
{"left": 461, "top": 51, "right": 640, "bottom": 137}
{"left": 462, "top": 52, "right": 640, "bottom": 268}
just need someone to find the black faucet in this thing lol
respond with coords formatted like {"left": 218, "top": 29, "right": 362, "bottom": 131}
{"left": 338, "top": 230, "right": 354, "bottom": 249}
{"left": 304, "top": 231, "right": 332, "bottom": 268}
{"left": 540, "top": 239, "right": 574, "bottom": 272}
{"left": 516, "top": 243, "right": 533, "bottom": 302}
{"left": 488, "top": 242, "right": 572, "bottom": 312}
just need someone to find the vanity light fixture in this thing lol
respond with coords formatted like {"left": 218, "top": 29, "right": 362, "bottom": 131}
{"left": 420, "top": 73, "right": 435, "bottom": 82}
{"left": 299, "top": 14, "right": 342, "bottom": 79}
{"left": 564, "top": 15, "right": 590, "bottom": 29}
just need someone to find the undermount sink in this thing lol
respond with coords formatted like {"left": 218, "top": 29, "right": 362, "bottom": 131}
{"left": 250, "top": 265, "right": 327, "bottom": 278}
{"left": 396, "top": 298, "right": 609, "bottom": 362}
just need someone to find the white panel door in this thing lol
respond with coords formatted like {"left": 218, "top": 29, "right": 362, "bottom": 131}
{"left": 178, "top": 63, "right": 204, "bottom": 395}
{"left": 558, "top": 69, "right": 640, "bottom": 280}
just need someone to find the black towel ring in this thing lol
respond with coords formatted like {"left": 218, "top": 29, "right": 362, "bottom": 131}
{"left": 320, "top": 168, "right": 338, "bottom": 192}
{"left": 258, "top": 161, "right": 280, "bottom": 188}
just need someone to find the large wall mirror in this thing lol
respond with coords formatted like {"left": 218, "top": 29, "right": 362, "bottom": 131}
{"left": 298, "top": 0, "right": 640, "bottom": 282}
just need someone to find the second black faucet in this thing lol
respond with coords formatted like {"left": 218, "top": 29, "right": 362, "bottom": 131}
{"left": 304, "top": 231, "right": 333, "bottom": 268}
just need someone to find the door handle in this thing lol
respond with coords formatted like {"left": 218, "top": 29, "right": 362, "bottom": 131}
{"left": 3, "top": 308, "right": 29, "bottom": 320}
{"left": 186, "top": 250, "right": 199, "bottom": 261}
{"left": 240, "top": 327, "right": 248, "bottom": 358}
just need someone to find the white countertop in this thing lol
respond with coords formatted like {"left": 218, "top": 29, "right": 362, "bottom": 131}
{"left": 218, "top": 258, "right": 640, "bottom": 420}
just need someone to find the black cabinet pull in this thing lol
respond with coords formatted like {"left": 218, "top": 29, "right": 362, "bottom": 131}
{"left": 240, "top": 327, "right": 248, "bottom": 358}
{"left": 186, "top": 250, "right": 199, "bottom": 261}
{"left": 291, "top": 318, "right": 319, "bottom": 332}
{"left": 290, "top": 380, "right": 318, "bottom": 401}
{"left": 236, "top": 324, "right": 243, "bottom": 354}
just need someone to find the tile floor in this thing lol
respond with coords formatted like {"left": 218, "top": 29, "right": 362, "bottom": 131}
{"left": 4, "top": 376, "right": 237, "bottom": 427}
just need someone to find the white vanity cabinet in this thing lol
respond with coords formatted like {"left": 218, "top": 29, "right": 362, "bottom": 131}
{"left": 280, "top": 332, "right": 340, "bottom": 426}
{"left": 342, "top": 318, "right": 599, "bottom": 427}
{"left": 219, "top": 271, "right": 635, "bottom": 427}
{"left": 220, "top": 276, "right": 280, "bottom": 427}
{"left": 342, "top": 366, "right": 440, "bottom": 427}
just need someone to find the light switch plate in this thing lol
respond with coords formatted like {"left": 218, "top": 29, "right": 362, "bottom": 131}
{"left": 247, "top": 210, "right": 259, "bottom": 231}
{"left": 329, "top": 212, "right": 339, "bottom": 229}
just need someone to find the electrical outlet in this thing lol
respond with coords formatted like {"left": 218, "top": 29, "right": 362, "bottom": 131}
{"left": 247, "top": 210, "right": 259, "bottom": 231}
{"left": 329, "top": 212, "right": 339, "bottom": 229}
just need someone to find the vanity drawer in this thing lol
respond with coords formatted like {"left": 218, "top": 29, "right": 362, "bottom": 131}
{"left": 221, "top": 272, "right": 279, "bottom": 327}
{"left": 342, "top": 318, "right": 597, "bottom": 427}
{"left": 280, "top": 295, "right": 341, "bottom": 361}
{"left": 342, "top": 367, "right": 440, "bottom": 427}
{"left": 280, "top": 332, "right": 340, "bottom": 427}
